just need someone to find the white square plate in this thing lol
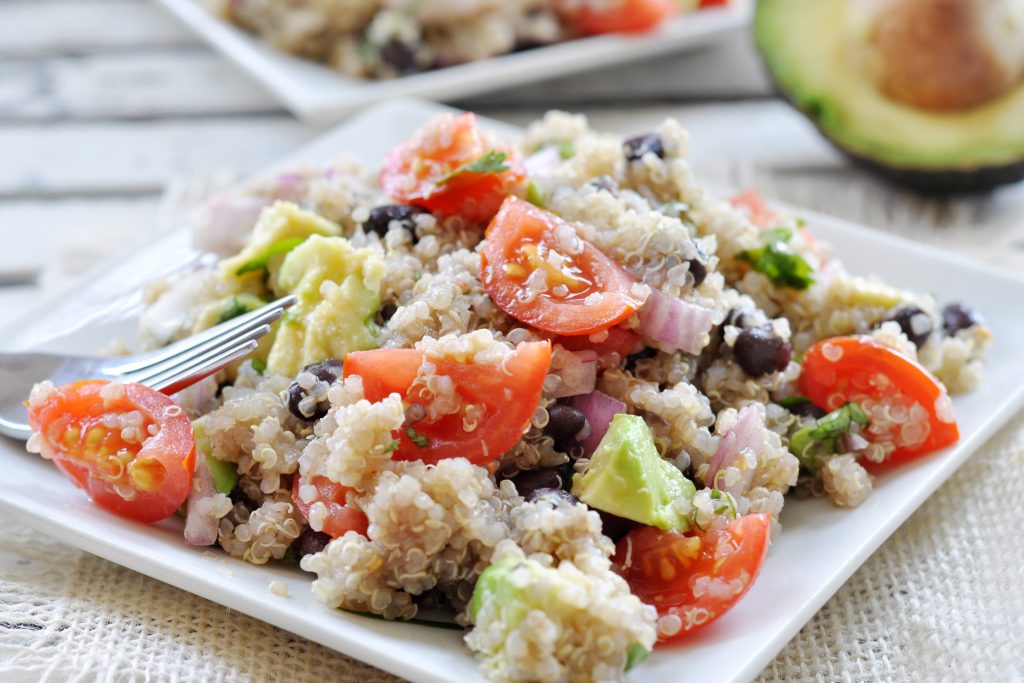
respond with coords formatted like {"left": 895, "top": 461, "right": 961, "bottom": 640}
{"left": 3, "top": 100, "right": 1024, "bottom": 683}
{"left": 153, "top": 0, "right": 752, "bottom": 122}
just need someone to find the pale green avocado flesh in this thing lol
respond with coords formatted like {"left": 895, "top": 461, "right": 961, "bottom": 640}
{"left": 572, "top": 413, "right": 695, "bottom": 532}
{"left": 755, "top": 0, "right": 1024, "bottom": 173}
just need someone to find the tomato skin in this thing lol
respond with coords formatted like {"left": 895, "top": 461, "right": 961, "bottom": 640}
{"left": 27, "top": 380, "right": 195, "bottom": 524}
{"left": 564, "top": 0, "right": 677, "bottom": 34}
{"left": 344, "top": 341, "right": 552, "bottom": 465}
{"left": 292, "top": 474, "right": 368, "bottom": 538}
{"left": 379, "top": 112, "right": 525, "bottom": 224}
{"left": 799, "top": 336, "right": 959, "bottom": 471}
{"left": 481, "top": 196, "right": 646, "bottom": 336}
{"left": 613, "top": 514, "right": 771, "bottom": 640}
{"left": 555, "top": 327, "right": 644, "bottom": 358}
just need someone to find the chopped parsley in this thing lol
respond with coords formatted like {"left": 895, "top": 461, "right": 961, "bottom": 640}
{"left": 384, "top": 439, "right": 401, "bottom": 454}
{"left": 789, "top": 402, "right": 869, "bottom": 471}
{"left": 235, "top": 236, "right": 307, "bottom": 276}
{"left": 433, "top": 151, "right": 509, "bottom": 186}
{"left": 709, "top": 488, "right": 737, "bottom": 518}
{"left": 405, "top": 427, "right": 429, "bottom": 448}
{"left": 737, "top": 227, "right": 815, "bottom": 290}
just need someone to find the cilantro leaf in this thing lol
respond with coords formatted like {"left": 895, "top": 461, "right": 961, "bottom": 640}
{"left": 405, "top": 427, "right": 429, "bottom": 448}
{"left": 384, "top": 439, "right": 400, "bottom": 454}
{"left": 235, "top": 236, "right": 307, "bottom": 276}
{"left": 625, "top": 644, "right": 649, "bottom": 672}
{"left": 433, "top": 151, "right": 509, "bottom": 186}
{"left": 789, "top": 402, "right": 869, "bottom": 471}
{"left": 737, "top": 227, "right": 815, "bottom": 290}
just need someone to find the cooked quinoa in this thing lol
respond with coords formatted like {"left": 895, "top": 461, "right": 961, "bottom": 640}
{"left": 27, "top": 109, "right": 994, "bottom": 683}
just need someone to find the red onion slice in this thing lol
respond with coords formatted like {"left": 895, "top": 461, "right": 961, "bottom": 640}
{"left": 706, "top": 405, "right": 763, "bottom": 492}
{"left": 184, "top": 455, "right": 221, "bottom": 547}
{"left": 551, "top": 350, "right": 598, "bottom": 399}
{"left": 191, "top": 194, "right": 271, "bottom": 257}
{"left": 525, "top": 146, "right": 561, "bottom": 177}
{"left": 570, "top": 390, "right": 627, "bottom": 456}
{"left": 637, "top": 289, "right": 713, "bottom": 355}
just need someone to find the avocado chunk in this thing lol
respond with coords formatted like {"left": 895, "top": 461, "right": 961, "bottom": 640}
{"left": 266, "top": 235, "right": 384, "bottom": 377}
{"left": 571, "top": 413, "right": 695, "bottom": 532}
{"left": 755, "top": 0, "right": 1024, "bottom": 192}
{"left": 192, "top": 420, "right": 238, "bottom": 494}
{"left": 220, "top": 201, "right": 341, "bottom": 288}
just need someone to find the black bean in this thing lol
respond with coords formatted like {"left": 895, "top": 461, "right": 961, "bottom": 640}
{"left": 295, "top": 528, "right": 332, "bottom": 563}
{"left": 511, "top": 468, "right": 563, "bottom": 499}
{"left": 543, "top": 405, "right": 587, "bottom": 444}
{"left": 724, "top": 308, "right": 751, "bottom": 330}
{"left": 623, "top": 134, "right": 664, "bottom": 162}
{"left": 624, "top": 346, "right": 658, "bottom": 372}
{"left": 942, "top": 302, "right": 982, "bottom": 335}
{"left": 596, "top": 509, "right": 638, "bottom": 543}
{"left": 688, "top": 240, "right": 708, "bottom": 286}
{"left": 734, "top": 325, "right": 792, "bottom": 377}
{"left": 378, "top": 302, "right": 398, "bottom": 322}
{"left": 525, "top": 487, "right": 577, "bottom": 506}
{"left": 286, "top": 358, "right": 345, "bottom": 421}
{"left": 362, "top": 204, "right": 423, "bottom": 238}
{"left": 882, "top": 305, "right": 933, "bottom": 348}
{"left": 379, "top": 39, "right": 418, "bottom": 74}
{"left": 787, "top": 401, "right": 826, "bottom": 420}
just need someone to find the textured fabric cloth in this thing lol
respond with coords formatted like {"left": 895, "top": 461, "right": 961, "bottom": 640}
{"left": 3, "top": 411, "right": 1023, "bottom": 682}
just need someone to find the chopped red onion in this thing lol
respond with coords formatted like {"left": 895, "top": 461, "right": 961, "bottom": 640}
{"left": 636, "top": 289, "right": 713, "bottom": 355}
{"left": 842, "top": 430, "right": 869, "bottom": 453}
{"left": 190, "top": 194, "right": 271, "bottom": 257}
{"left": 706, "top": 405, "right": 763, "bottom": 493}
{"left": 525, "top": 146, "right": 561, "bottom": 177}
{"left": 184, "top": 455, "right": 220, "bottom": 546}
{"left": 551, "top": 350, "right": 598, "bottom": 398}
{"left": 570, "top": 390, "right": 626, "bottom": 456}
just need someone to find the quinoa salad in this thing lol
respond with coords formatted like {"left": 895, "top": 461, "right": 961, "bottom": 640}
{"left": 203, "top": 0, "right": 724, "bottom": 79}
{"left": 25, "top": 110, "right": 992, "bottom": 682}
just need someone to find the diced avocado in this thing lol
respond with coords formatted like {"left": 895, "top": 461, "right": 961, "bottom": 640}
{"left": 755, "top": 0, "right": 1024, "bottom": 192}
{"left": 571, "top": 414, "right": 695, "bottom": 532}
{"left": 192, "top": 420, "right": 238, "bottom": 494}
{"left": 790, "top": 402, "right": 869, "bottom": 472}
{"left": 193, "top": 293, "right": 268, "bottom": 332}
{"left": 266, "top": 235, "right": 384, "bottom": 377}
{"left": 829, "top": 274, "right": 912, "bottom": 311}
{"left": 469, "top": 557, "right": 532, "bottom": 627}
{"left": 220, "top": 201, "right": 341, "bottom": 288}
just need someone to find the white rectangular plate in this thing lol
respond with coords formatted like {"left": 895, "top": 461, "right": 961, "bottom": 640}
{"left": 3, "top": 100, "right": 1024, "bottom": 683}
{"left": 153, "top": 0, "right": 752, "bottom": 122}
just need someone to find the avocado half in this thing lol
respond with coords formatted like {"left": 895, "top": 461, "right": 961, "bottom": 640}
{"left": 754, "top": 0, "right": 1024, "bottom": 193}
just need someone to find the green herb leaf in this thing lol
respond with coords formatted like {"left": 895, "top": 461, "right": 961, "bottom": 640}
{"left": 251, "top": 359, "right": 267, "bottom": 374}
{"left": 789, "top": 402, "right": 869, "bottom": 471}
{"left": 217, "top": 295, "right": 266, "bottom": 325}
{"left": 625, "top": 643, "right": 649, "bottom": 672}
{"left": 737, "top": 228, "right": 814, "bottom": 290}
{"left": 777, "top": 395, "right": 815, "bottom": 410}
{"left": 433, "top": 151, "right": 509, "bottom": 186}
{"left": 558, "top": 141, "right": 576, "bottom": 160}
{"left": 384, "top": 440, "right": 400, "bottom": 454}
{"left": 525, "top": 180, "right": 545, "bottom": 207}
{"left": 406, "top": 427, "right": 429, "bottom": 448}
{"left": 235, "top": 236, "right": 307, "bottom": 276}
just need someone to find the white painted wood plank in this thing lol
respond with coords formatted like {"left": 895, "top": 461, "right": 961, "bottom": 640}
{"left": 0, "top": 118, "right": 312, "bottom": 196}
{"left": 0, "top": 0, "right": 195, "bottom": 57}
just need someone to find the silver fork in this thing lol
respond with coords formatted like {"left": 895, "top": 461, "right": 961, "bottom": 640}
{"left": 0, "top": 295, "right": 295, "bottom": 441}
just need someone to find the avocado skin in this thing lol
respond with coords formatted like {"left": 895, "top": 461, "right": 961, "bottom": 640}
{"left": 773, "top": 86, "right": 1024, "bottom": 194}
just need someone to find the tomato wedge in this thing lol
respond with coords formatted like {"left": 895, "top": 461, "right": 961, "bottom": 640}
{"left": 555, "top": 326, "right": 645, "bottom": 358}
{"left": 344, "top": 340, "right": 552, "bottom": 464}
{"left": 561, "top": 0, "right": 677, "bottom": 34}
{"left": 380, "top": 112, "right": 526, "bottom": 224}
{"left": 292, "top": 474, "right": 368, "bottom": 538}
{"left": 613, "top": 514, "right": 771, "bottom": 640}
{"left": 799, "top": 336, "right": 959, "bottom": 470}
{"left": 26, "top": 380, "right": 195, "bottom": 523}
{"left": 481, "top": 197, "right": 647, "bottom": 336}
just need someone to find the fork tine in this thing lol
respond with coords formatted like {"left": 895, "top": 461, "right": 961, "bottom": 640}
{"left": 147, "top": 339, "right": 259, "bottom": 396}
{"left": 121, "top": 322, "right": 272, "bottom": 386}
{"left": 108, "top": 295, "right": 295, "bottom": 375}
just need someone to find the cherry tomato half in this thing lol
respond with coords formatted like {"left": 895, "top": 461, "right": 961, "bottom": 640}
{"left": 380, "top": 112, "right": 526, "bottom": 224}
{"left": 799, "top": 336, "right": 959, "bottom": 471}
{"left": 613, "top": 514, "right": 771, "bottom": 640}
{"left": 27, "top": 380, "right": 195, "bottom": 523}
{"left": 481, "top": 196, "right": 647, "bottom": 336}
{"left": 344, "top": 341, "right": 551, "bottom": 465}
{"left": 292, "top": 474, "right": 368, "bottom": 538}
{"left": 561, "top": 0, "right": 677, "bottom": 34}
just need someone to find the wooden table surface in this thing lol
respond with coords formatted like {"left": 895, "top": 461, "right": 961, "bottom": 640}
{"left": 2, "top": 0, "right": 1024, "bottom": 681}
